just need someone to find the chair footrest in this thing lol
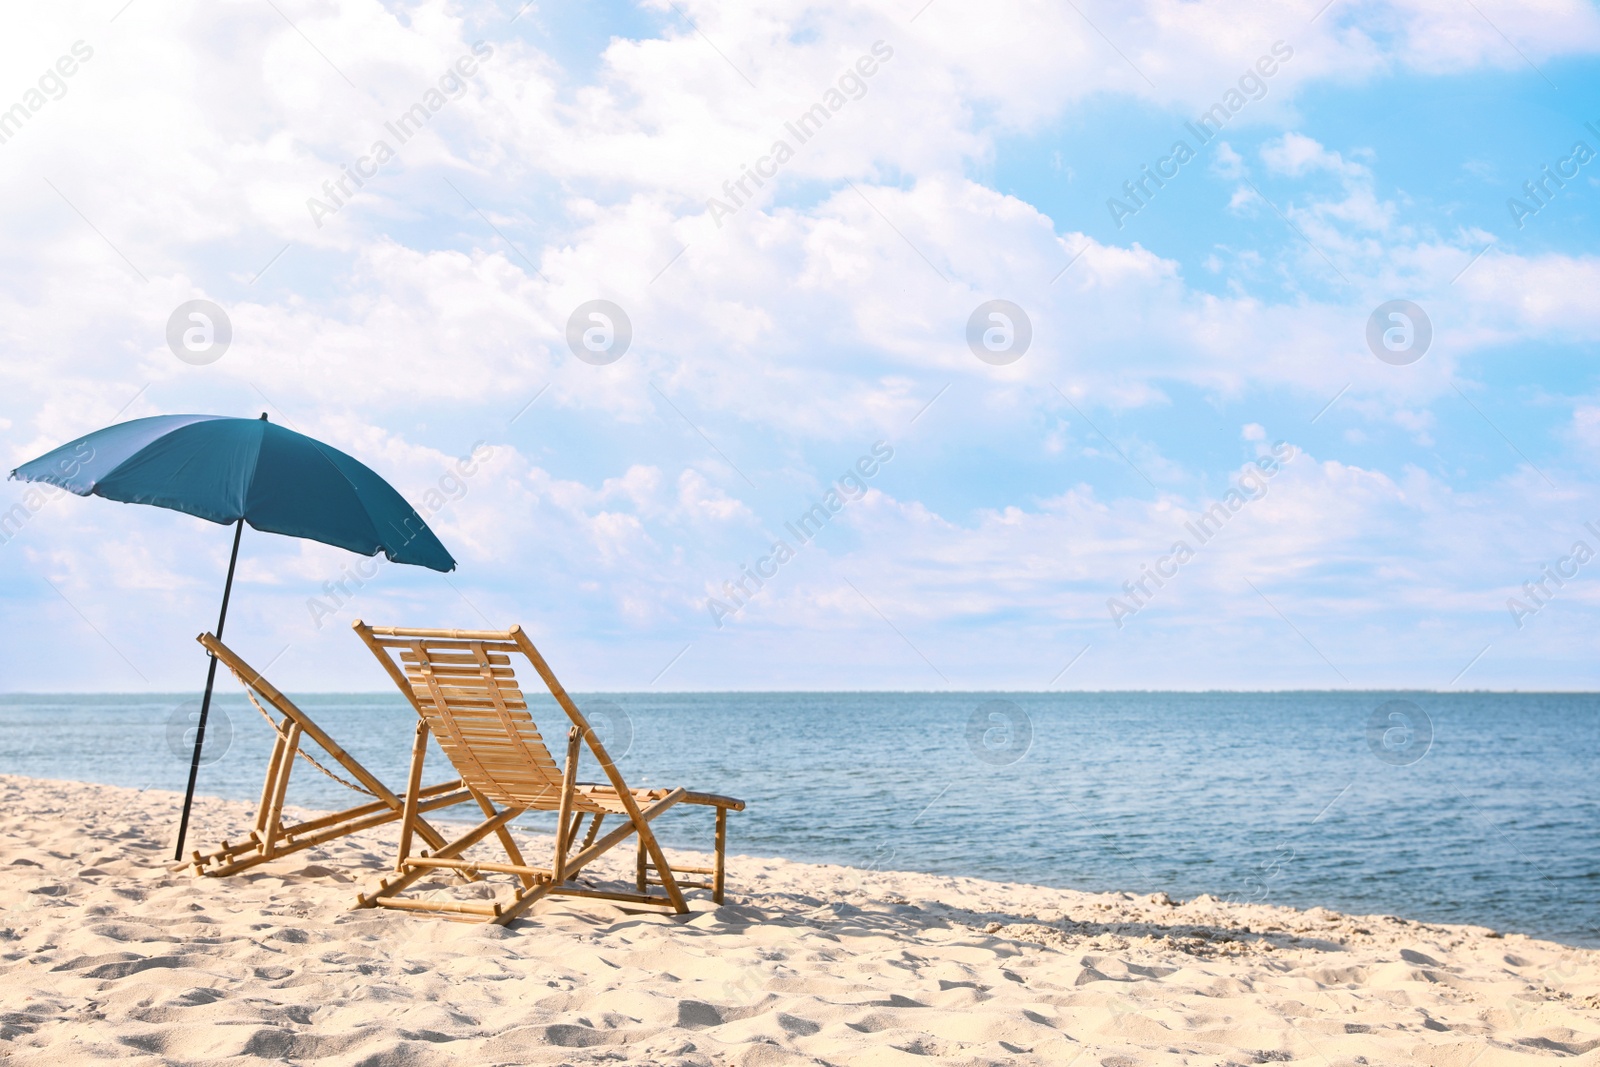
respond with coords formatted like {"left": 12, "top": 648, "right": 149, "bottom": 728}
{"left": 644, "top": 877, "right": 713, "bottom": 892}
{"left": 403, "top": 856, "right": 552, "bottom": 879}
{"left": 548, "top": 885, "right": 678, "bottom": 907}
{"left": 371, "top": 895, "right": 504, "bottom": 917}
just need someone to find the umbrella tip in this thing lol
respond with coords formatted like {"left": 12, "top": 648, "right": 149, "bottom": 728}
{"left": 259, "top": 412, "right": 268, "bottom": 420}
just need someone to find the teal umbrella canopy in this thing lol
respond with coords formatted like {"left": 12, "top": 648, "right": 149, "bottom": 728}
{"left": 10, "top": 412, "right": 457, "bottom": 859}
{"left": 10, "top": 413, "right": 455, "bottom": 571}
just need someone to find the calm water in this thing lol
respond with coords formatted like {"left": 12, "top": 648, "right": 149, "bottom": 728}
{"left": 1, "top": 691, "right": 1595, "bottom": 946}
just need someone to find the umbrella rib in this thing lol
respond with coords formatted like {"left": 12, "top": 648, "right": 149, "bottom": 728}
{"left": 306, "top": 439, "right": 423, "bottom": 562}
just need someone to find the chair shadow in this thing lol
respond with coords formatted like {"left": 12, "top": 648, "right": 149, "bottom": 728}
{"left": 642, "top": 886, "right": 1351, "bottom": 958}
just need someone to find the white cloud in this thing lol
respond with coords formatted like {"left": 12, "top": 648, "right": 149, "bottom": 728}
{"left": 4, "top": 0, "right": 1600, "bottom": 689}
{"left": 1261, "top": 132, "right": 1368, "bottom": 180}
{"left": 1211, "top": 141, "right": 1245, "bottom": 179}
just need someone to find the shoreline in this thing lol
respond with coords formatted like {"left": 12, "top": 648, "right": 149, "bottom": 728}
{"left": 2, "top": 773, "right": 1597, "bottom": 1064}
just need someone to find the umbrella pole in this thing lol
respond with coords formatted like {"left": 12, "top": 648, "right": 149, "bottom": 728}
{"left": 173, "top": 517, "right": 245, "bottom": 862}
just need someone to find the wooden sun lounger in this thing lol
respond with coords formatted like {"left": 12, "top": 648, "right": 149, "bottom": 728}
{"left": 176, "top": 633, "right": 473, "bottom": 878}
{"left": 350, "top": 621, "right": 745, "bottom": 926}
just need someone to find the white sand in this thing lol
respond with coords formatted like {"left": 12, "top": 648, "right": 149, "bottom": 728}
{"left": 1, "top": 774, "right": 1596, "bottom": 1066}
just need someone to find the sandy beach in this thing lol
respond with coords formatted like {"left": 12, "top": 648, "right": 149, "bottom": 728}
{"left": 1, "top": 773, "right": 1596, "bottom": 1066}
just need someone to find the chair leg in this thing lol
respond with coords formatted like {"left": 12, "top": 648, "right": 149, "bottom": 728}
{"left": 261, "top": 723, "right": 302, "bottom": 860}
{"left": 181, "top": 719, "right": 290, "bottom": 874}
{"left": 714, "top": 806, "right": 728, "bottom": 904}
{"left": 395, "top": 720, "right": 430, "bottom": 873}
{"left": 254, "top": 727, "right": 289, "bottom": 839}
{"left": 565, "top": 813, "right": 585, "bottom": 856}
{"left": 629, "top": 802, "right": 732, "bottom": 903}
{"left": 638, "top": 822, "right": 687, "bottom": 913}
{"left": 552, "top": 727, "right": 580, "bottom": 885}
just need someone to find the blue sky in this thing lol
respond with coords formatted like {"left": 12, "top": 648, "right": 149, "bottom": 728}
{"left": 3, "top": 0, "right": 1600, "bottom": 692}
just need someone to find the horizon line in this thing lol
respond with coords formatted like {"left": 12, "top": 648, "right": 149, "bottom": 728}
{"left": 3, "top": 687, "right": 1598, "bottom": 697}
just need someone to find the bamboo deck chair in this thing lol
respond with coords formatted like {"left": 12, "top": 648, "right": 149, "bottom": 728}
{"left": 177, "top": 633, "right": 473, "bottom": 877}
{"left": 351, "top": 621, "right": 744, "bottom": 926}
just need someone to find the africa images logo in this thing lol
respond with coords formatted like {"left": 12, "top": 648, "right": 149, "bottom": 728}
{"left": 1106, "top": 41, "right": 1294, "bottom": 229}
{"left": 305, "top": 43, "right": 494, "bottom": 228}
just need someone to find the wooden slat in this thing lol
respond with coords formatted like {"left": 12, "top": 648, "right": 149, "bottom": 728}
{"left": 548, "top": 885, "right": 677, "bottom": 907}
{"left": 373, "top": 896, "right": 503, "bottom": 917}
{"left": 401, "top": 650, "right": 513, "bottom": 665}
{"left": 415, "top": 687, "right": 528, "bottom": 705}
{"left": 404, "top": 670, "right": 519, "bottom": 686}
{"left": 376, "top": 631, "right": 519, "bottom": 646}
{"left": 424, "top": 672, "right": 521, "bottom": 686}
{"left": 428, "top": 745, "right": 549, "bottom": 758}
{"left": 414, "top": 633, "right": 568, "bottom": 809}
{"left": 410, "top": 677, "right": 526, "bottom": 692}
{"left": 427, "top": 735, "right": 544, "bottom": 751}
{"left": 403, "top": 856, "right": 552, "bottom": 878}
{"left": 410, "top": 640, "right": 497, "bottom": 788}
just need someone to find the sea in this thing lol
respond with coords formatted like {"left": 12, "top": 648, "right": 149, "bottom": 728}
{"left": 1, "top": 691, "right": 1594, "bottom": 946}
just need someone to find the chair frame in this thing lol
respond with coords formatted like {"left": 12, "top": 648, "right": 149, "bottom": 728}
{"left": 177, "top": 633, "right": 472, "bottom": 877}
{"left": 350, "top": 621, "right": 743, "bottom": 926}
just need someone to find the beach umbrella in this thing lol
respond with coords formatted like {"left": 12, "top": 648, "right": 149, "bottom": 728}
{"left": 9, "top": 413, "right": 456, "bottom": 859}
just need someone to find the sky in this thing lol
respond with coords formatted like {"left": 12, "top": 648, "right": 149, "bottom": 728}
{"left": 3, "top": 0, "right": 1600, "bottom": 692}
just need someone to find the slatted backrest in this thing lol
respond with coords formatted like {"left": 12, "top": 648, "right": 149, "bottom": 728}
{"left": 354, "top": 625, "right": 606, "bottom": 812}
